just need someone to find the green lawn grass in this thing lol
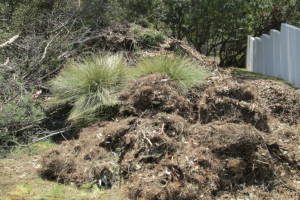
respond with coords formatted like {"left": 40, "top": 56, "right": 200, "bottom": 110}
{"left": 231, "top": 68, "right": 295, "bottom": 87}
{"left": 0, "top": 141, "right": 127, "bottom": 200}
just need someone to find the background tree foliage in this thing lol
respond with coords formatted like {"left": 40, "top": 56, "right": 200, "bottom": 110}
{"left": 158, "top": 0, "right": 299, "bottom": 66}
{"left": 1, "top": 0, "right": 299, "bottom": 66}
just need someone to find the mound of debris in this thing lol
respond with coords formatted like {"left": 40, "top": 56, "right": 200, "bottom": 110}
{"left": 253, "top": 80, "right": 300, "bottom": 125}
{"left": 71, "top": 24, "right": 135, "bottom": 53}
{"left": 230, "top": 69, "right": 300, "bottom": 125}
{"left": 198, "top": 81, "right": 269, "bottom": 132}
{"left": 40, "top": 115, "right": 300, "bottom": 199}
{"left": 69, "top": 24, "right": 213, "bottom": 69}
{"left": 119, "top": 73, "right": 193, "bottom": 119}
{"left": 40, "top": 74, "right": 300, "bottom": 199}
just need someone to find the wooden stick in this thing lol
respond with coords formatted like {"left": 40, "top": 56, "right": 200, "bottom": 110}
{"left": 0, "top": 57, "right": 9, "bottom": 66}
{"left": 31, "top": 128, "right": 69, "bottom": 144}
{"left": 0, "top": 34, "right": 19, "bottom": 48}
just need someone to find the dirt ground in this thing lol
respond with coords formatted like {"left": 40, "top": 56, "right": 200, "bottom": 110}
{"left": 38, "top": 69, "right": 300, "bottom": 200}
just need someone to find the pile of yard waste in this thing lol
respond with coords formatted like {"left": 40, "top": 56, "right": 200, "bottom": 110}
{"left": 70, "top": 24, "right": 213, "bottom": 68}
{"left": 40, "top": 70, "right": 300, "bottom": 199}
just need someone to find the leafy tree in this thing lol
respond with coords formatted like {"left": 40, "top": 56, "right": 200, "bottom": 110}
{"left": 117, "top": 0, "right": 164, "bottom": 28}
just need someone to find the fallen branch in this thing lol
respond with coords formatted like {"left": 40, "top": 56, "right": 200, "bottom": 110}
{"left": 38, "top": 67, "right": 62, "bottom": 81}
{"left": 0, "top": 128, "right": 70, "bottom": 150}
{"left": 0, "top": 34, "right": 20, "bottom": 48}
{"left": 31, "top": 128, "right": 70, "bottom": 144}
{"left": 39, "top": 36, "right": 55, "bottom": 63}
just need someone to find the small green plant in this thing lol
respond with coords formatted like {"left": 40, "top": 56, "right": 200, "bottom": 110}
{"left": 131, "top": 24, "right": 165, "bottom": 47}
{"left": 134, "top": 55, "right": 208, "bottom": 91}
{"left": 49, "top": 54, "right": 127, "bottom": 122}
{"left": 0, "top": 95, "right": 45, "bottom": 153}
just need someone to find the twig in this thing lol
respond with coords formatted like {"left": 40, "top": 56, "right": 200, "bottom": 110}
{"left": 60, "top": 133, "right": 68, "bottom": 141}
{"left": 0, "top": 57, "right": 9, "bottom": 66}
{"left": 38, "top": 67, "right": 62, "bottom": 81}
{"left": 15, "top": 118, "right": 46, "bottom": 133}
{"left": 31, "top": 128, "right": 70, "bottom": 144}
{"left": 36, "top": 85, "right": 50, "bottom": 91}
{"left": 16, "top": 124, "right": 36, "bottom": 133}
{"left": 0, "top": 34, "right": 20, "bottom": 48}
{"left": 23, "top": 31, "right": 63, "bottom": 80}
{"left": 0, "top": 128, "right": 70, "bottom": 150}
{"left": 39, "top": 37, "right": 55, "bottom": 63}
{"left": 39, "top": 29, "right": 64, "bottom": 64}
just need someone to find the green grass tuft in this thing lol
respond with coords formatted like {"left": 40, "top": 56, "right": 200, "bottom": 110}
{"left": 49, "top": 54, "right": 127, "bottom": 122}
{"left": 134, "top": 55, "right": 209, "bottom": 91}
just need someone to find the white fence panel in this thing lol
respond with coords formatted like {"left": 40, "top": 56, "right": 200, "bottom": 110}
{"left": 262, "top": 34, "right": 273, "bottom": 76}
{"left": 288, "top": 25, "right": 300, "bottom": 87}
{"left": 246, "top": 36, "right": 255, "bottom": 71}
{"left": 270, "top": 30, "right": 281, "bottom": 77}
{"left": 253, "top": 37, "right": 260, "bottom": 73}
{"left": 294, "top": 26, "right": 300, "bottom": 88}
{"left": 246, "top": 23, "right": 300, "bottom": 88}
{"left": 256, "top": 38, "right": 264, "bottom": 74}
{"left": 285, "top": 24, "right": 297, "bottom": 83}
{"left": 279, "top": 24, "right": 289, "bottom": 81}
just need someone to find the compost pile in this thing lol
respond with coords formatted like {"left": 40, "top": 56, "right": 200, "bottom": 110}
{"left": 40, "top": 73, "right": 300, "bottom": 199}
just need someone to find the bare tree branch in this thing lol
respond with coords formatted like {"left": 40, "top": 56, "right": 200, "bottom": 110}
{"left": 39, "top": 30, "right": 63, "bottom": 64}
{"left": 31, "top": 128, "right": 70, "bottom": 144}
{"left": 39, "top": 37, "right": 55, "bottom": 63}
{"left": 0, "top": 34, "right": 20, "bottom": 48}
{"left": 0, "top": 58, "right": 10, "bottom": 66}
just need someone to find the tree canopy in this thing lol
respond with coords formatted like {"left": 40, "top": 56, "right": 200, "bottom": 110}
{"left": 1, "top": 0, "right": 299, "bottom": 66}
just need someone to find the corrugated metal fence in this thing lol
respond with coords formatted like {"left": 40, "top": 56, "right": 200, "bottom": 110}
{"left": 246, "top": 23, "right": 300, "bottom": 88}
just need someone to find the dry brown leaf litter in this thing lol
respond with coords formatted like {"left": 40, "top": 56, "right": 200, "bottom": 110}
{"left": 40, "top": 73, "right": 300, "bottom": 199}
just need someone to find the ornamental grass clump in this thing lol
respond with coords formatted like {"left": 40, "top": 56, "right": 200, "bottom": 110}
{"left": 134, "top": 55, "right": 208, "bottom": 92}
{"left": 49, "top": 54, "right": 127, "bottom": 122}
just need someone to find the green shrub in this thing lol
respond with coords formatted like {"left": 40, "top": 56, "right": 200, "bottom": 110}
{"left": 134, "top": 55, "right": 208, "bottom": 91}
{"left": 49, "top": 54, "right": 127, "bottom": 122}
{"left": 0, "top": 95, "right": 45, "bottom": 152}
{"left": 130, "top": 24, "right": 165, "bottom": 47}
{"left": 0, "top": 96, "right": 44, "bottom": 125}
